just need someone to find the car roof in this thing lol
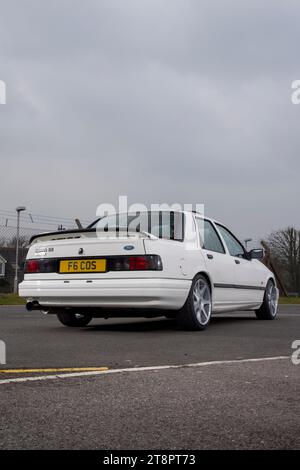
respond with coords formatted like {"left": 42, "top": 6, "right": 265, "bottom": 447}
{"left": 88, "top": 210, "right": 224, "bottom": 228}
{"left": 184, "top": 210, "right": 222, "bottom": 226}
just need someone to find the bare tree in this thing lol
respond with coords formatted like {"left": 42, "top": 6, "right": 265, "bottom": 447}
{"left": 0, "top": 236, "right": 7, "bottom": 247}
{"left": 7, "top": 235, "right": 29, "bottom": 248}
{"left": 268, "top": 227, "right": 300, "bottom": 294}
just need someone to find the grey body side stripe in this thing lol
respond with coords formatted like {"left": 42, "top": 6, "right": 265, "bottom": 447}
{"left": 214, "top": 283, "right": 265, "bottom": 291}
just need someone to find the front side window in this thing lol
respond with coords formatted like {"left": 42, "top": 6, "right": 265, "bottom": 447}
{"left": 197, "top": 219, "right": 225, "bottom": 254}
{"left": 0, "top": 261, "right": 4, "bottom": 277}
{"left": 216, "top": 224, "right": 246, "bottom": 258}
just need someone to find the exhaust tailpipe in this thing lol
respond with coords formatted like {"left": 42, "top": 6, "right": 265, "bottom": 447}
{"left": 26, "top": 301, "right": 41, "bottom": 311}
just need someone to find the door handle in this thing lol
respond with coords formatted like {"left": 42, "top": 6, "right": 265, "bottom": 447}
{"left": 235, "top": 259, "right": 240, "bottom": 264}
{"left": 207, "top": 254, "right": 214, "bottom": 259}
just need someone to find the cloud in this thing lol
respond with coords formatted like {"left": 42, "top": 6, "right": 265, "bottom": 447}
{"left": 0, "top": 0, "right": 299, "bottom": 242}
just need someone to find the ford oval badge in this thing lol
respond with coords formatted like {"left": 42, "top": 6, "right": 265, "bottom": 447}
{"left": 124, "top": 245, "right": 134, "bottom": 251}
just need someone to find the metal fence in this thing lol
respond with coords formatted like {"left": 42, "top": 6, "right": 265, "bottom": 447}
{"left": 0, "top": 209, "right": 94, "bottom": 291}
{"left": 0, "top": 223, "right": 81, "bottom": 247}
{"left": 0, "top": 217, "right": 92, "bottom": 293}
{"left": 0, "top": 209, "right": 92, "bottom": 248}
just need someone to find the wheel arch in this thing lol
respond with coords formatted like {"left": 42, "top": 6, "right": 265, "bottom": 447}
{"left": 193, "top": 271, "right": 213, "bottom": 293}
{"left": 265, "top": 275, "right": 276, "bottom": 289}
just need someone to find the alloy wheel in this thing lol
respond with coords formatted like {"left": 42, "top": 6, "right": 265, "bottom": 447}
{"left": 267, "top": 284, "right": 278, "bottom": 317}
{"left": 193, "top": 278, "right": 212, "bottom": 325}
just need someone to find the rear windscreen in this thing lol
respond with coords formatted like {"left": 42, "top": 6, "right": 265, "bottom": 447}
{"left": 90, "top": 211, "right": 185, "bottom": 241}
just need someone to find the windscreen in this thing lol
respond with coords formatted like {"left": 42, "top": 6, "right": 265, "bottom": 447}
{"left": 89, "top": 211, "right": 185, "bottom": 241}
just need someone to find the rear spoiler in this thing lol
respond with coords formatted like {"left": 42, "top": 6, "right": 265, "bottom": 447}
{"left": 29, "top": 228, "right": 96, "bottom": 244}
{"left": 29, "top": 228, "right": 157, "bottom": 244}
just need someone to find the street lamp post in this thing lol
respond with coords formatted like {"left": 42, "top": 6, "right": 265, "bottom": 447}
{"left": 14, "top": 206, "right": 26, "bottom": 294}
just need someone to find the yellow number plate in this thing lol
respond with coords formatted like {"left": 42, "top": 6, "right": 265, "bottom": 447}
{"left": 59, "top": 259, "right": 106, "bottom": 273}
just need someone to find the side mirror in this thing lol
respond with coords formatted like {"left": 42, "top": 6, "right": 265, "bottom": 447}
{"left": 249, "top": 248, "right": 264, "bottom": 260}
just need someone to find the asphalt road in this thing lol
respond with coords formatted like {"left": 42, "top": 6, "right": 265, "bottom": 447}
{"left": 0, "top": 306, "right": 299, "bottom": 449}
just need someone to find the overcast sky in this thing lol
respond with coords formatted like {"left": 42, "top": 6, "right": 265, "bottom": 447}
{"left": 0, "top": 0, "right": 299, "bottom": 242}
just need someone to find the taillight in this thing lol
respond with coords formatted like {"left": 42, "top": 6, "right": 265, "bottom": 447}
{"left": 129, "top": 256, "right": 149, "bottom": 270}
{"left": 109, "top": 255, "right": 162, "bottom": 271}
{"left": 25, "top": 259, "right": 57, "bottom": 274}
{"left": 25, "top": 255, "right": 162, "bottom": 273}
{"left": 25, "top": 260, "right": 40, "bottom": 273}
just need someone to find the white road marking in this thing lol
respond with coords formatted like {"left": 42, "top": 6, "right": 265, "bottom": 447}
{"left": 0, "top": 355, "right": 290, "bottom": 385}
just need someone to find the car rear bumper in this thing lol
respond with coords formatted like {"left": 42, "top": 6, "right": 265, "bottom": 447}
{"left": 19, "top": 278, "right": 191, "bottom": 310}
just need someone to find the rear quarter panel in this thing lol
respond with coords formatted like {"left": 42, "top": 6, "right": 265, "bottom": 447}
{"left": 143, "top": 238, "right": 207, "bottom": 281}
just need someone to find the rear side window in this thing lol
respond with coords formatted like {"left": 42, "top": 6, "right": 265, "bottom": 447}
{"left": 196, "top": 219, "right": 225, "bottom": 254}
{"left": 216, "top": 224, "right": 246, "bottom": 258}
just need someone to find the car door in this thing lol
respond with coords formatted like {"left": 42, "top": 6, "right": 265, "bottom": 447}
{"left": 195, "top": 218, "right": 236, "bottom": 311}
{"left": 215, "top": 223, "right": 265, "bottom": 305}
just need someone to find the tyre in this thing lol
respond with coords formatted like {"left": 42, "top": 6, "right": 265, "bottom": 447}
{"left": 57, "top": 312, "right": 92, "bottom": 327}
{"left": 255, "top": 280, "right": 278, "bottom": 320}
{"left": 177, "top": 274, "right": 212, "bottom": 330}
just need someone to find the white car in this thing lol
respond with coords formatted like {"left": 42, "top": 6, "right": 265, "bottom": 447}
{"left": 19, "top": 211, "right": 279, "bottom": 330}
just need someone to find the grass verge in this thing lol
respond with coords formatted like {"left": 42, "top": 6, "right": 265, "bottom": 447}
{"left": 0, "top": 294, "right": 299, "bottom": 306}
{"left": 0, "top": 294, "right": 26, "bottom": 305}
{"left": 279, "top": 296, "right": 300, "bottom": 304}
